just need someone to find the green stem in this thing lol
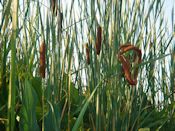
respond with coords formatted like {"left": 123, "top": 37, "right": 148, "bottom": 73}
{"left": 7, "top": 0, "right": 18, "bottom": 131}
{"left": 42, "top": 79, "right": 45, "bottom": 131}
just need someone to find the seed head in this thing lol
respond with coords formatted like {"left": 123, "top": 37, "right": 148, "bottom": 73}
{"left": 40, "top": 41, "right": 46, "bottom": 78}
{"left": 95, "top": 26, "right": 102, "bottom": 55}
{"left": 51, "top": 0, "right": 57, "bottom": 15}
{"left": 85, "top": 43, "right": 90, "bottom": 65}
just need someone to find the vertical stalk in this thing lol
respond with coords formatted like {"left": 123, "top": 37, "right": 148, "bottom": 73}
{"left": 68, "top": 73, "right": 71, "bottom": 131}
{"left": 38, "top": 0, "right": 46, "bottom": 129}
{"left": 7, "top": 0, "right": 18, "bottom": 130}
{"left": 42, "top": 79, "right": 45, "bottom": 131}
{"left": 40, "top": 41, "right": 46, "bottom": 131}
{"left": 67, "top": 39, "right": 73, "bottom": 131}
{"left": 96, "top": 89, "right": 99, "bottom": 131}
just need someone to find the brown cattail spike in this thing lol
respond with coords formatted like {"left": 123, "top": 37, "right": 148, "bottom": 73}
{"left": 85, "top": 43, "right": 90, "bottom": 65}
{"left": 95, "top": 26, "right": 102, "bottom": 55}
{"left": 40, "top": 41, "right": 46, "bottom": 78}
{"left": 59, "top": 11, "right": 63, "bottom": 30}
{"left": 51, "top": 0, "right": 58, "bottom": 15}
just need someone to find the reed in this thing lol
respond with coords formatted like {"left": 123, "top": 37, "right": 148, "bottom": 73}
{"left": 7, "top": 0, "right": 18, "bottom": 131}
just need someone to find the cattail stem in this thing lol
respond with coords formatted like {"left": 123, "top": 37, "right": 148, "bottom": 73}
{"left": 40, "top": 41, "right": 46, "bottom": 131}
{"left": 42, "top": 79, "right": 45, "bottom": 131}
{"left": 7, "top": 0, "right": 18, "bottom": 130}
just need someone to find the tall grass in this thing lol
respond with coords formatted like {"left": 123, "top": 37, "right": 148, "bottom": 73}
{"left": 0, "top": 0, "right": 175, "bottom": 130}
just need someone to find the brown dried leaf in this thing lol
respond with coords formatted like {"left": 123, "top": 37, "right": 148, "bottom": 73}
{"left": 118, "top": 43, "right": 142, "bottom": 86}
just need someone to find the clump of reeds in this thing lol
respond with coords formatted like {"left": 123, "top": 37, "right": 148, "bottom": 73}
{"left": 95, "top": 26, "right": 102, "bottom": 55}
{"left": 40, "top": 41, "right": 46, "bottom": 78}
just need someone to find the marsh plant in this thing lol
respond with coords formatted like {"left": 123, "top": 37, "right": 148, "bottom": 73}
{"left": 0, "top": 0, "right": 175, "bottom": 131}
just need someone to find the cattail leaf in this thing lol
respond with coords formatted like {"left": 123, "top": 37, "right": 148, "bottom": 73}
{"left": 118, "top": 44, "right": 142, "bottom": 85}
{"left": 19, "top": 79, "right": 40, "bottom": 131}
{"left": 72, "top": 80, "right": 102, "bottom": 131}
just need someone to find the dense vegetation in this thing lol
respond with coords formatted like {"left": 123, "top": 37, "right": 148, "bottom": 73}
{"left": 0, "top": 0, "right": 175, "bottom": 130}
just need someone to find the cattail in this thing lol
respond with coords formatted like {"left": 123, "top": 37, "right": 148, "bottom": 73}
{"left": 51, "top": 0, "right": 57, "bottom": 15}
{"left": 95, "top": 26, "right": 102, "bottom": 55}
{"left": 40, "top": 41, "right": 46, "bottom": 78}
{"left": 60, "top": 11, "right": 63, "bottom": 30}
{"left": 85, "top": 43, "right": 90, "bottom": 65}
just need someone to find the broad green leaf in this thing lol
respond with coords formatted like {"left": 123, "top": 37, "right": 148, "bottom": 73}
{"left": 72, "top": 80, "right": 102, "bottom": 131}
{"left": 19, "top": 79, "right": 39, "bottom": 131}
{"left": 44, "top": 101, "right": 61, "bottom": 131}
{"left": 138, "top": 128, "right": 150, "bottom": 131}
